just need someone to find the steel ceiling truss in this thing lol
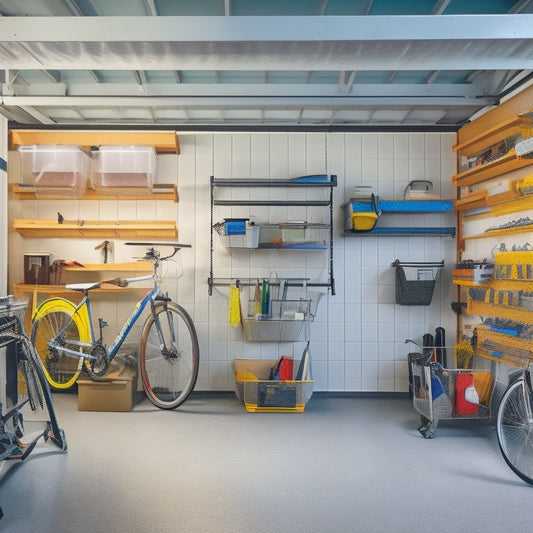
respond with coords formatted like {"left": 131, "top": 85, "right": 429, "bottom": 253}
{"left": 0, "top": 13, "right": 531, "bottom": 127}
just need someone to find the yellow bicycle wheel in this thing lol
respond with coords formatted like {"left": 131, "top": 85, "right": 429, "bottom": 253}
{"left": 31, "top": 298, "right": 91, "bottom": 390}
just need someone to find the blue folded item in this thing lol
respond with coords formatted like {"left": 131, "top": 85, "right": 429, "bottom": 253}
{"left": 290, "top": 174, "right": 329, "bottom": 183}
{"left": 431, "top": 375, "right": 444, "bottom": 400}
{"left": 224, "top": 218, "right": 248, "bottom": 235}
{"left": 489, "top": 326, "right": 520, "bottom": 336}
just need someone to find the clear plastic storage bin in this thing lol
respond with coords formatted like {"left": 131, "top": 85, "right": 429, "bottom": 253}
{"left": 18, "top": 145, "right": 90, "bottom": 197}
{"left": 91, "top": 146, "right": 156, "bottom": 194}
{"left": 214, "top": 221, "right": 259, "bottom": 249}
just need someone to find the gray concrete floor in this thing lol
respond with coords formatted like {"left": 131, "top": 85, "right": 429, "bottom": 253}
{"left": 0, "top": 392, "right": 531, "bottom": 532}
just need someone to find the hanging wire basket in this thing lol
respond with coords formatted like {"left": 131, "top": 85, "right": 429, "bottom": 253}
{"left": 392, "top": 260, "right": 444, "bottom": 306}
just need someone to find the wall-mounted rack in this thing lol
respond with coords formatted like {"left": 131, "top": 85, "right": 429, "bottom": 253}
{"left": 209, "top": 175, "right": 337, "bottom": 295}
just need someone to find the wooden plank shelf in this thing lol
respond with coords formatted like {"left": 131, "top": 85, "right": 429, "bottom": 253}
{"left": 13, "top": 219, "right": 177, "bottom": 239}
{"left": 451, "top": 150, "right": 533, "bottom": 187}
{"left": 11, "top": 183, "right": 178, "bottom": 202}
{"left": 9, "top": 129, "right": 180, "bottom": 154}
{"left": 14, "top": 283, "right": 148, "bottom": 295}
{"left": 463, "top": 223, "right": 533, "bottom": 240}
{"left": 343, "top": 227, "right": 455, "bottom": 237}
{"left": 65, "top": 261, "right": 151, "bottom": 272}
{"left": 453, "top": 115, "right": 533, "bottom": 157}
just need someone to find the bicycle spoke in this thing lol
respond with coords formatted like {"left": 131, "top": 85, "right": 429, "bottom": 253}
{"left": 31, "top": 302, "right": 85, "bottom": 390}
{"left": 140, "top": 303, "right": 199, "bottom": 409}
{"left": 497, "top": 378, "right": 533, "bottom": 485}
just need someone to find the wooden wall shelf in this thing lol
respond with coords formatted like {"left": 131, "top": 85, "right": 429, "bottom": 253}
{"left": 11, "top": 183, "right": 178, "bottom": 202}
{"left": 453, "top": 115, "right": 533, "bottom": 157}
{"left": 463, "top": 223, "right": 533, "bottom": 241}
{"left": 8, "top": 129, "right": 180, "bottom": 154}
{"left": 13, "top": 219, "right": 177, "bottom": 239}
{"left": 454, "top": 188, "right": 521, "bottom": 213}
{"left": 343, "top": 227, "right": 455, "bottom": 237}
{"left": 452, "top": 151, "right": 533, "bottom": 187}
{"left": 65, "top": 261, "right": 151, "bottom": 272}
{"left": 14, "top": 283, "right": 148, "bottom": 295}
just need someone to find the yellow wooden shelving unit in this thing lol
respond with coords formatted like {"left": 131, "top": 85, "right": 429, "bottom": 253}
{"left": 453, "top": 85, "right": 533, "bottom": 376}
{"left": 13, "top": 219, "right": 177, "bottom": 239}
{"left": 9, "top": 129, "right": 180, "bottom": 154}
{"left": 451, "top": 150, "right": 533, "bottom": 187}
{"left": 11, "top": 183, "right": 178, "bottom": 202}
{"left": 64, "top": 261, "right": 151, "bottom": 272}
{"left": 453, "top": 115, "right": 533, "bottom": 157}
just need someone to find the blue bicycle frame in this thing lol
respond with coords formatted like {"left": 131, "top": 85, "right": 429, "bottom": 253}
{"left": 55, "top": 269, "right": 162, "bottom": 363}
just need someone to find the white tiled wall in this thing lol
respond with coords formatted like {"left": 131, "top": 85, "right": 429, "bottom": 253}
{"left": 7, "top": 131, "right": 458, "bottom": 393}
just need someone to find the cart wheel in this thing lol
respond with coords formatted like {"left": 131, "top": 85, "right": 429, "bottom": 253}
{"left": 418, "top": 416, "right": 438, "bottom": 439}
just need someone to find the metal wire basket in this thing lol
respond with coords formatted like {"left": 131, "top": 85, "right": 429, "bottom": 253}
{"left": 410, "top": 355, "right": 494, "bottom": 422}
{"left": 0, "top": 296, "right": 28, "bottom": 335}
{"left": 392, "top": 260, "right": 443, "bottom": 306}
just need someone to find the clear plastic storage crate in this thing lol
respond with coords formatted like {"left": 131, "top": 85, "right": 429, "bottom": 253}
{"left": 18, "top": 145, "right": 90, "bottom": 197}
{"left": 214, "top": 221, "right": 259, "bottom": 249}
{"left": 91, "top": 145, "right": 156, "bottom": 194}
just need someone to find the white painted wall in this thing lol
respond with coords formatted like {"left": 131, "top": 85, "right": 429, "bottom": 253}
{"left": 7, "top": 131, "right": 457, "bottom": 393}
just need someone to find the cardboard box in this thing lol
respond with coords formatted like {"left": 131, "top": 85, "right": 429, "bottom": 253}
{"left": 77, "top": 360, "right": 141, "bottom": 412}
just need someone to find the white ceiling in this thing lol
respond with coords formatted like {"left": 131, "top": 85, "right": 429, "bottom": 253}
{"left": 1, "top": 0, "right": 533, "bottom": 130}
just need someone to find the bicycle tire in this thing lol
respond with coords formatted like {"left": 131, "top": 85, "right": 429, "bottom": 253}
{"left": 140, "top": 302, "right": 199, "bottom": 409}
{"left": 496, "top": 377, "right": 533, "bottom": 485}
{"left": 19, "top": 356, "right": 44, "bottom": 411}
{"left": 31, "top": 298, "right": 91, "bottom": 390}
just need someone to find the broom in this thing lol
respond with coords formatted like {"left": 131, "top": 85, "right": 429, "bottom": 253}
{"left": 455, "top": 339, "right": 474, "bottom": 369}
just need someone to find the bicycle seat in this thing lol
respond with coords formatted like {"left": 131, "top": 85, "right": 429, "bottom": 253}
{"left": 65, "top": 282, "right": 100, "bottom": 292}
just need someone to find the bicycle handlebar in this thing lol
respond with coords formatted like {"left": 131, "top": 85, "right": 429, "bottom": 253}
{"left": 124, "top": 242, "right": 191, "bottom": 262}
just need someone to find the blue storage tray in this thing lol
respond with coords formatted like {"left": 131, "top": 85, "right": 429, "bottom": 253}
{"left": 379, "top": 200, "right": 453, "bottom": 213}
{"left": 367, "top": 227, "right": 456, "bottom": 235}
{"left": 290, "top": 174, "right": 329, "bottom": 183}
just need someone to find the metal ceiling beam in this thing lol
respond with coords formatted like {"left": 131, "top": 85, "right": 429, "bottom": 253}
{"left": 508, "top": 0, "right": 533, "bottom": 13}
{"left": 41, "top": 69, "right": 61, "bottom": 83}
{"left": 2, "top": 41, "right": 531, "bottom": 72}
{"left": 360, "top": 1, "right": 374, "bottom": 16}
{"left": 0, "top": 15, "right": 532, "bottom": 42}
{"left": 19, "top": 105, "right": 55, "bottom": 123}
{"left": 88, "top": 70, "right": 100, "bottom": 82}
{"left": 430, "top": 0, "right": 451, "bottom": 15}
{"left": 4, "top": 82, "right": 487, "bottom": 98}
{"left": 143, "top": 0, "right": 158, "bottom": 16}
{"left": 426, "top": 71, "right": 440, "bottom": 84}
{"left": 63, "top": 0, "right": 84, "bottom": 17}
{"left": 1, "top": 95, "right": 496, "bottom": 108}
{"left": 132, "top": 70, "right": 148, "bottom": 87}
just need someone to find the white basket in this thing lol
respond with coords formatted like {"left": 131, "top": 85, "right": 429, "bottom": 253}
{"left": 215, "top": 224, "right": 259, "bottom": 249}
